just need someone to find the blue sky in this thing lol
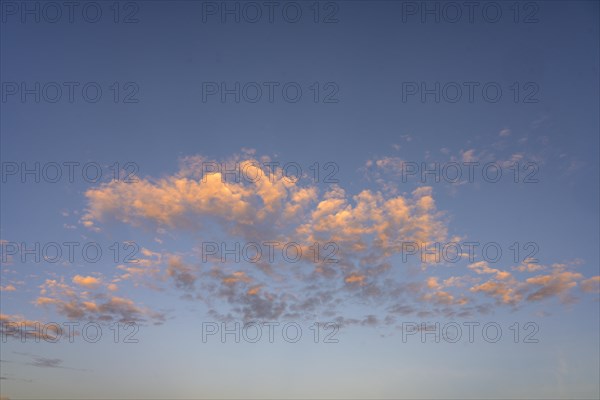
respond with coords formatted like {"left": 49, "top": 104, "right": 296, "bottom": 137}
{"left": 1, "top": 1, "right": 599, "bottom": 399}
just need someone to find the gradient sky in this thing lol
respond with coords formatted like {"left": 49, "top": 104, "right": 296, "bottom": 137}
{"left": 1, "top": 1, "right": 599, "bottom": 399}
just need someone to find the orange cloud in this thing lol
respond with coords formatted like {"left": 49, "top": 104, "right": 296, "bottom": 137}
{"left": 580, "top": 276, "right": 600, "bottom": 293}
{"left": 222, "top": 271, "right": 252, "bottom": 285}
{"left": 35, "top": 278, "right": 163, "bottom": 323}
{"left": 107, "top": 283, "right": 119, "bottom": 292}
{"left": 67, "top": 153, "right": 599, "bottom": 324}
{"left": 513, "top": 259, "right": 545, "bottom": 272}
{"left": 72, "top": 275, "right": 101, "bottom": 288}
{"left": 470, "top": 280, "right": 521, "bottom": 305}
{"left": 345, "top": 274, "right": 366, "bottom": 285}
{"left": 0, "top": 313, "right": 62, "bottom": 341}
{"left": 247, "top": 285, "right": 262, "bottom": 296}
{"left": 166, "top": 257, "right": 196, "bottom": 291}
{"left": 426, "top": 277, "right": 440, "bottom": 289}
{"left": 81, "top": 155, "right": 449, "bottom": 267}
{"left": 525, "top": 271, "right": 582, "bottom": 302}
{"left": 468, "top": 261, "right": 512, "bottom": 280}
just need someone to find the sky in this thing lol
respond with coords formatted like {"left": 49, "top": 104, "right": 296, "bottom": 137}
{"left": 0, "top": 0, "right": 599, "bottom": 399}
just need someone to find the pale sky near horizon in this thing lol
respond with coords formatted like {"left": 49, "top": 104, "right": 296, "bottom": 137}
{"left": 1, "top": 1, "right": 599, "bottom": 399}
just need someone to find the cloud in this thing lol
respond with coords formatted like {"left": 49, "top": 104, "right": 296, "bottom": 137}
{"left": 461, "top": 149, "right": 477, "bottom": 163}
{"left": 297, "top": 185, "right": 448, "bottom": 258}
{"left": 221, "top": 271, "right": 253, "bottom": 286}
{"left": 72, "top": 275, "right": 101, "bottom": 288}
{"left": 35, "top": 278, "right": 164, "bottom": 324}
{"left": 81, "top": 157, "right": 312, "bottom": 232}
{"left": 580, "top": 276, "right": 600, "bottom": 293}
{"left": 0, "top": 314, "right": 62, "bottom": 341}
{"left": 512, "top": 259, "right": 545, "bottom": 272}
{"left": 468, "top": 261, "right": 512, "bottom": 280}
{"left": 59, "top": 153, "right": 600, "bottom": 325}
{"left": 426, "top": 277, "right": 440, "bottom": 289}
{"left": 29, "top": 357, "right": 64, "bottom": 369}
{"left": 344, "top": 274, "right": 366, "bottom": 286}
{"left": 9, "top": 352, "right": 86, "bottom": 371}
{"left": 525, "top": 270, "right": 582, "bottom": 302}
{"left": 82, "top": 156, "right": 447, "bottom": 256}
{"left": 470, "top": 280, "right": 522, "bottom": 305}
{"left": 470, "top": 262, "right": 587, "bottom": 306}
{"left": 0, "top": 284, "right": 16, "bottom": 292}
{"left": 107, "top": 283, "right": 118, "bottom": 292}
{"left": 166, "top": 257, "right": 196, "bottom": 291}
{"left": 246, "top": 285, "right": 262, "bottom": 296}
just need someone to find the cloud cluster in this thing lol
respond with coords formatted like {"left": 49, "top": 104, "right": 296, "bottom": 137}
{"left": 26, "top": 152, "right": 597, "bottom": 326}
{"left": 35, "top": 277, "right": 164, "bottom": 324}
{"left": 466, "top": 261, "right": 586, "bottom": 306}
{"left": 0, "top": 314, "right": 61, "bottom": 341}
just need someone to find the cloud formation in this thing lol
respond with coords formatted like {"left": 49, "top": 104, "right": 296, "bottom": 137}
{"left": 38, "top": 152, "right": 597, "bottom": 325}
{"left": 35, "top": 278, "right": 164, "bottom": 324}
